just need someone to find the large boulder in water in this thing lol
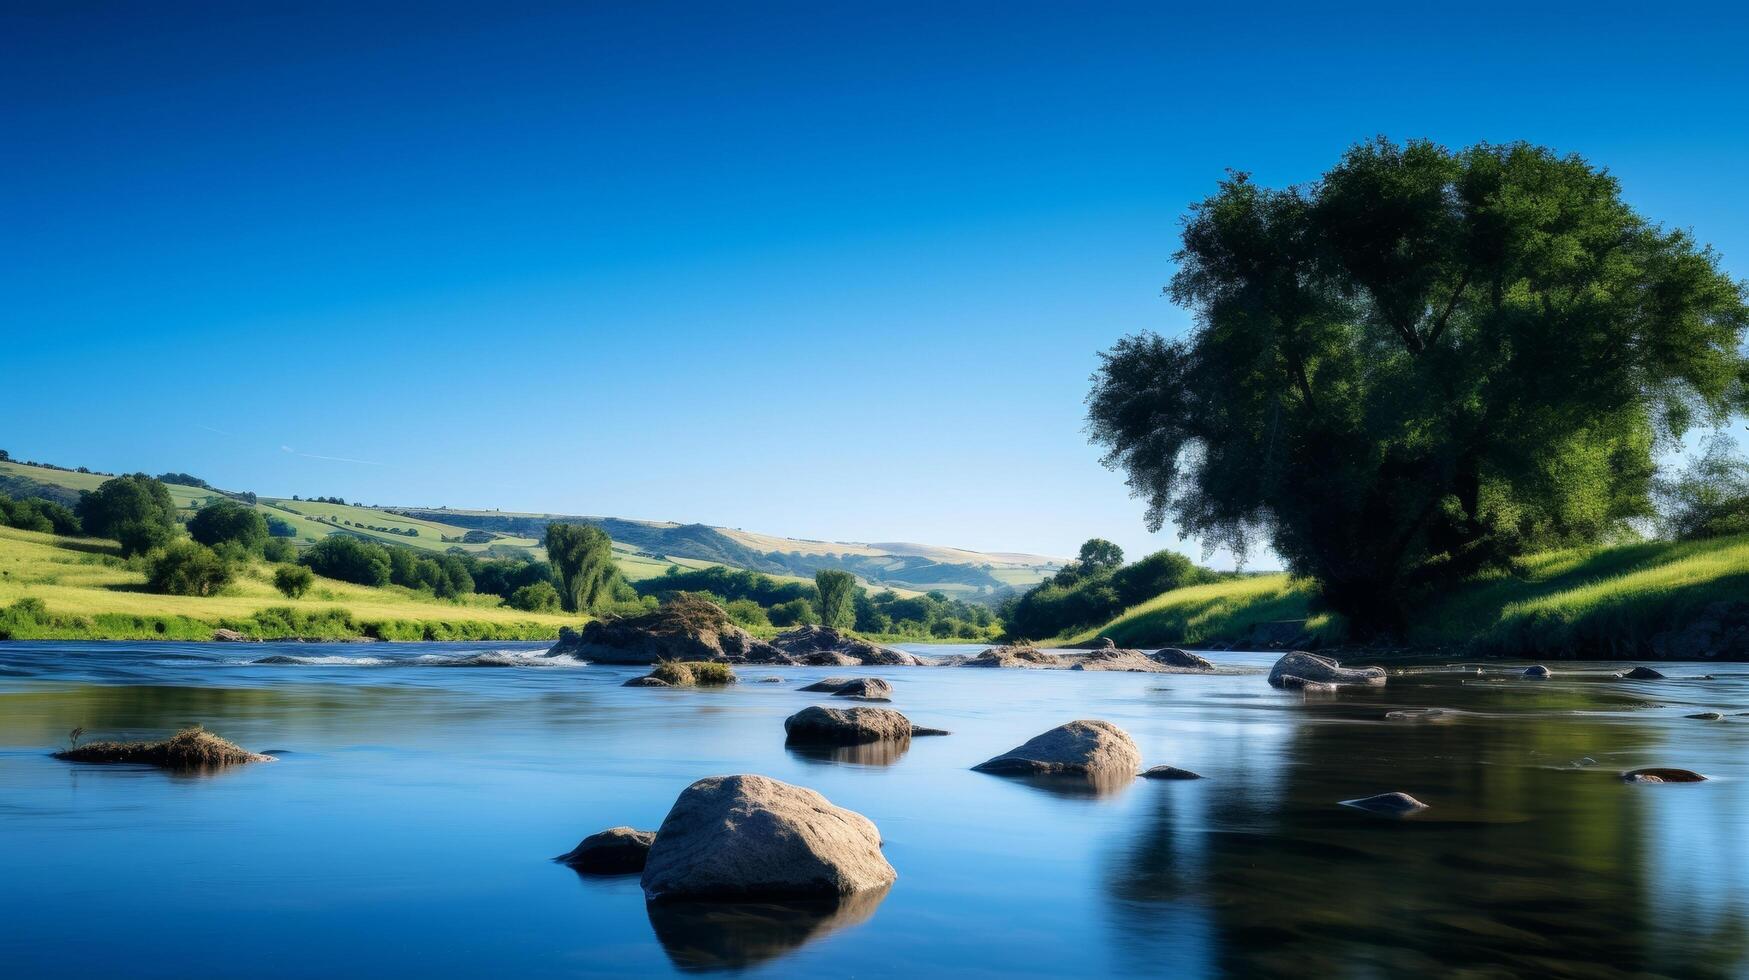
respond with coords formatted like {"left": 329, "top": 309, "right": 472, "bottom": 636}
{"left": 972, "top": 720, "right": 1141, "bottom": 779}
{"left": 1266, "top": 651, "right": 1386, "bottom": 688}
{"left": 555, "top": 826, "right": 656, "bottom": 874}
{"left": 1152, "top": 647, "right": 1215, "bottom": 670}
{"left": 798, "top": 677, "right": 892, "bottom": 701}
{"left": 640, "top": 775, "right": 896, "bottom": 901}
{"left": 546, "top": 595, "right": 785, "bottom": 665}
{"left": 1072, "top": 646, "right": 1170, "bottom": 672}
{"left": 774, "top": 626, "right": 924, "bottom": 666}
{"left": 784, "top": 706, "right": 914, "bottom": 745}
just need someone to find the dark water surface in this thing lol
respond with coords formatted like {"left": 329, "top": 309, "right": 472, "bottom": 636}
{"left": 3, "top": 641, "right": 1748, "bottom": 977}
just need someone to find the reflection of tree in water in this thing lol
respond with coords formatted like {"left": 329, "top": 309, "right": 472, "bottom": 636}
{"left": 1105, "top": 682, "right": 1749, "bottom": 977}
{"left": 646, "top": 885, "right": 891, "bottom": 972}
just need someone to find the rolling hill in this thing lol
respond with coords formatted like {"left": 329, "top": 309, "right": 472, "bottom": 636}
{"left": 0, "top": 459, "right": 1061, "bottom": 599}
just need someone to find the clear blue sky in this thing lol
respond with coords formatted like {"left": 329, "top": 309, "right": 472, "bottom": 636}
{"left": 4, "top": 1, "right": 1746, "bottom": 563}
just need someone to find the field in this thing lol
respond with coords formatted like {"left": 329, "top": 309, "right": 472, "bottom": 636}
{"left": 0, "top": 524, "right": 581, "bottom": 641}
{"left": 1064, "top": 532, "right": 1749, "bottom": 659}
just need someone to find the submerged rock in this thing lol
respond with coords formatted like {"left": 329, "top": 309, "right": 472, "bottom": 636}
{"left": 1621, "top": 666, "right": 1666, "bottom": 680}
{"left": 1266, "top": 652, "right": 1386, "bottom": 688}
{"left": 773, "top": 626, "right": 924, "bottom": 666}
{"left": 624, "top": 676, "right": 674, "bottom": 688}
{"left": 798, "top": 677, "right": 893, "bottom": 701}
{"left": 547, "top": 595, "right": 784, "bottom": 665}
{"left": 758, "top": 676, "right": 785, "bottom": 683}
{"left": 211, "top": 628, "right": 251, "bottom": 642}
{"left": 1276, "top": 675, "right": 1339, "bottom": 694}
{"left": 1522, "top": 665, "right": 1553, "bottom": 680}
{"left": 798, "top": 651, "right": 861, "bottom": 668}
{"left": 1385, "top": 708, "right": 1456, "bottom": 722}
{"left": 1340, "top": 792, "right": 1428, "bottom": 815}
{"left": 1152, "top": 647, "right": 1215, "bottom": 670}
{"left": 909, "top": 726, "right": 952, "bottom": 737}
{"left": 1685, "top": 712, "right": 1725, "bottom": 721}
{"left": 1141, "top": 765, "right": 1203, "bottom": 780}
{"left": 1071, "top": 647, "right": 1173, "bottom": 673}
{"left": 1622, "top": 767, "right": 1708, "bottom": 783}
{"left": 783, "top": 706, "right": 914, "bottom": 745}
{"left": 640, "top": 774, "right": 896, "bottom": 901}
{"left": 556, "top": 827, "right": 656, "bottom": 874}
{"left": 972, "top": 720, "right": 1140, "bottom": 779}
{"left": 53, "top": 727, "right": 271, "bottom": 770}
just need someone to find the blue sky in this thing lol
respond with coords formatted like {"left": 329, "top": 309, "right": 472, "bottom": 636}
{"left": 3, "top": 2, "right": 1746, "bottom": 563}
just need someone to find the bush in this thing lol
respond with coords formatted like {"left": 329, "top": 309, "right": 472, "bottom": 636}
{"left": 147, "top": 541, "right": 233, "bottom": 596}
{"left": 649, "top": 660, "right": 736, "bottom": 686}
{"left": 508, "top": 581, "right": 561, "bottom": 612}
{"left": 723, "top": 598, "right": 769, "bottom": 628}
{"left": 0, "top": 494, "right": 82, "bottom": 535}
{"left": 273, "top": 564, "right": 315, "bottom": 599}
{"left": 115, "top": 519, "right": 176, "bottom": 558}
{"left": 262, "top": 537, "right": 296, "bottom": 563}
{"left": 300, "top": 535, "right": 390, "bottom": 586}
{"left": 76, "top": 474, "right": 176, "bottom": 550}
{"left": 768, "top": 598, "right": 818, "bottom": 627}
{"left": 188, "top": 500, "right": 269, "bottom": 554}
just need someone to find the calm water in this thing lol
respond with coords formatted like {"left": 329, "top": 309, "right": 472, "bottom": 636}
{"left": 2, "top": 642, "right": 1748, "bottom": 978}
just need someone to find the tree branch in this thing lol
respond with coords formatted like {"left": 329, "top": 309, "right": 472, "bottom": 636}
{"left": 1424, "top": 265, "right": 1474, "bottom": 348}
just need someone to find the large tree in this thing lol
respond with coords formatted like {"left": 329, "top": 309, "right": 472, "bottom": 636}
{"left": 1089, "top": 139, "right": 1749, "bottom": 635}
{"left": 545, "top": 523, "right": 621, "bottom": 613}
{"left": 188, "top": 500, "right": 269, "bottom": 554}
{"left": 813, "top": 569, "right": 858, "bottom": 630}
{"left": 76, "top": 474, "right": 178, "bottom": 556}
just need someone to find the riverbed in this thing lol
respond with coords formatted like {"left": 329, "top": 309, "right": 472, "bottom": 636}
{"left": 2, "top": 641, "right": 1746, "bottom": 977}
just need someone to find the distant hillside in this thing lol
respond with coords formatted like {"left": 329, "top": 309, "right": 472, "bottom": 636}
{"left": 0, "top": 459, "right": 1061, "bottom": 600}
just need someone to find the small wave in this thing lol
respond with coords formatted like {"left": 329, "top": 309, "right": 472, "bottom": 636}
{"left": 246, "top": 650, "right": 584, "bottom": 668}
{"left": 250, "top": 654, "right": 391, "bottom": 666}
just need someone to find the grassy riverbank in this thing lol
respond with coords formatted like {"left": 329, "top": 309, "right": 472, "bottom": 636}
{"left": 1062, "top": 532, "right": 1749, "bottom": 659}
{"left": 0, "top": 525, "right": 582, "bottom": 641}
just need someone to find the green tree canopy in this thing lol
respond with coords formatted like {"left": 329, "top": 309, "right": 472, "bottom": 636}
{"left": 813, "top": 569, "right": 858, "bottom": 629}
{"left": 147, "top": 541, "right": 233, "bottom": 596}
{"left": 1089, "top": 139, "right": 1749, "bottom": 634}
{"left": 545, "top": 523, "right": 623, "bottom": 613}
{"left": 1077, "top": 538, "right": 1125, "bottom": 572}
{"left": 76, "top": 474, "right": 177, "bottom": 554}
{"left": 299, "top": 534, "right": 391, "bottom": 586}
{"left": 188, "top": 500, "right": 269, "bottom": 553}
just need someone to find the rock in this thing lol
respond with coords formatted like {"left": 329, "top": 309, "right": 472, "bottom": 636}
{"left": 1152, "top": 647, "right": 1216, "bottom": 670}
{"left": 1277, "top": 675, "right": 1338, "bottom": 693}
{"left": 1685, "top": 712, "right": 1725, "bottom": 721}
{"left": 759, "top": 676, "right": 785, "bottom": 683}
{"left": 909, "top": 726, "right": 952, "bottom": 737}
{"left": 640, "top": 774, "right": 896, "bottom": 901}
{"left": 546, "top": 594, "right": 784, "bottom": 665}
{"left": 773, "top": 625, "right": 924, "bottom": 666}
{"left": 53, "top": 727, "right": 272, "bottom": 769}
{"left": 797, "top": 677, "right": 893, "bottom": 701}
{"left": 1621, "top": 666, "right": 1666, "bottom": 680}
{"left": 958, "top": 644, "right": 1070, "bottom": 669}
{"left": 1622, "top": 767, "right": 1707, "bottom": 782}
{"left": 799, "top": 651, "right": 861, "bottom": 668}
{"left": 1266, "top": 652, "right": 1386, "bottom": 688}
{"left": 972, "top": 720, "right": 1141, "bottom": 779}
{"left": 783, "top": 706, "right": 914, "bottom": 745}
{"left": 1071, "top": 648, "right": 1173, "bottom": 673}
{"left": 211, "top": 628, "right": 251, "bottom": 642}
{"left": 1522, "top": 665, "right": 1552, "bottom": 679}
{"left": 1385, "top": 708, "right": 1455, "bottom": 722}
{"left": 1141, "top": 765, "right": 1203, "bottom": 780}
{"left": 624, "top": 676, "right": 674, "bottom": 688}
{"left": 1340, "top": 792, "right": 1428, "bottom": 815}
{"left": 555, "top": 826, "right": 656, "bottom": 874}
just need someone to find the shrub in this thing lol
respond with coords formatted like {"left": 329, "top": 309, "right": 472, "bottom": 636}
{"left": 273, "top": 564, "right": 315, "bottom": 598}
{"left": 508, "top": 581, "right": 561, "bottom": 612}
{"left": 188, "top": 500, "right": 269, "bottom": 553}
{"left": 300, "top": 535, "right": 390, "bottom": 586}
{"left": 115, "top": 519, "right": 176, "bottom": 558}
{"left": 723, "top": 598, "right": 769, "bottom": 628}
{"left": 147, "top": 541, "right": 233, "bottom": 596}
{"left": 768, "top": 598, "right": 818, "bottom": 627}
{"left": 76, "top": 474, "right": 176, "bottom": 549}
{"left": 649, "top": 660, "right": 735, "bottom": 686}
{"left": 262, "top": 537, "right": 296, "bottom": 563}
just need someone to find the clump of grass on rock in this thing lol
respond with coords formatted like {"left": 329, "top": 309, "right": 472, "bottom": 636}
{"left": 53, "top": 726, "right": 271, "bottom": 769}
{"left": 649, "top": 660, "right": 736, "bottom": 686}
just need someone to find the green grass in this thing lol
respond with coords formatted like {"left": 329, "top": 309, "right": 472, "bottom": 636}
{"left": 1061, "top": 532, "right": 1749, "bottom": 659}
{"left": 0, "top": 524, "right": 584, "bottom": 641}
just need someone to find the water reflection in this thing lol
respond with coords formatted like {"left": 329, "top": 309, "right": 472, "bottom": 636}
{"left": 645, "top": 886, "right": 892, "bottom": 972}
{"left": 980, "top": 770, "right": 1137, "bottom": 799}
{"left": 786, "top": 740, "right": 910, "bottom": 767}
{"left": 1104, "top": 673, "right": 1749, "bottom": 977}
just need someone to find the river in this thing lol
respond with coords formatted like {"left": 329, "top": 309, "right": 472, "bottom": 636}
{"left": 1, "top": 641, "right": 1746, "bottom": 977}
